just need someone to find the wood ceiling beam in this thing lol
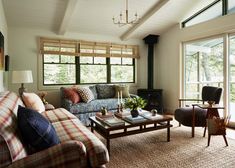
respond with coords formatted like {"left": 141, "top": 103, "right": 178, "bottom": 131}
{"left": 120, "top": 0, "right": 170, "bottom": 41}
{"left": 58, "top": 0, "right": 78, "bottom": 35}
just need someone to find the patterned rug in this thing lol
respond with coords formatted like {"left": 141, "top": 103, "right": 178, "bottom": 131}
{"left": 95, "top": 121, "right": 235, "bottom": 168}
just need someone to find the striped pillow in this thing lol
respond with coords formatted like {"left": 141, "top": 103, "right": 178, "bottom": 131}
{"left": 77, "top": 87, "right": 94, "bottom": 103}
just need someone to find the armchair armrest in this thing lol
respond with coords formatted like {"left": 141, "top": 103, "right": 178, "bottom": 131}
{"left": 8, "top": 141, "right": 87, "bottom": 168}
{"left": 178, "top": 98, "right": 203, "bottom": 107}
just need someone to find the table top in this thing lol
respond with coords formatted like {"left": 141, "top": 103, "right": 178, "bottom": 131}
{"left": 89, "top": 112, "right": 173, "bottom": 131}
{"left": 192, "top": 104, "right": 224, "bottom": 109}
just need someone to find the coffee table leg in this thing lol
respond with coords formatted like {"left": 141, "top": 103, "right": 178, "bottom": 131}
{"left": 167, "top": 121, "right": 170, "bottom": 142}
{"left": 107, "top": 138, "right": 110, "bottom": 155}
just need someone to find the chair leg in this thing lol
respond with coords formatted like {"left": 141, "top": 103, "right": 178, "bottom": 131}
{"left": 207, "top": 135, "right": 211, "bottom": 146}
{"left": 223, "top": 135, "right": 228, "bottom": 146}
{"left": 203, "top": 126, "right": 207, "bottom": 137}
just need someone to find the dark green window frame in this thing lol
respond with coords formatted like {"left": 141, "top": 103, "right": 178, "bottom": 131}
{"left": 182, "top": 0, "right": 228, "bottom": 28}
{"left": 42, "top": 55, "right": 136, "bottom": 85}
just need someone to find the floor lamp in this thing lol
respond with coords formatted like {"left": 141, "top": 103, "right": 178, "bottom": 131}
{"left": 12, "top": 70, "right": 33, "bottom": 96}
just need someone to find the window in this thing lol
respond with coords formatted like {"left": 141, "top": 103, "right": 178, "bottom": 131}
{"left": 182, "top": 0, "right": 231, "bottom": 28}
{"left": 228, "top": 0, "right": 235, "bottom": 14}
{"left": 184, "top": 37, "right": 224, "bottom": 101}
{"left": 80, "top": 57, "right": 107, "bottom": 83}
{"left": 40, "top": 38, "right": 139, "bottom": 85}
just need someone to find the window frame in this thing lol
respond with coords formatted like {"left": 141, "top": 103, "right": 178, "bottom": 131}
{"left": 39, "top": 37, "right": 138, "bottom": 87}
{"left": 182, "top": 0, "right": 228, "bottom": 28}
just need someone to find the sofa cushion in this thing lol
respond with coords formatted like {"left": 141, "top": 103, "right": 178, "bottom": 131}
{"left": 89, "top": 85, "right": 98, "bottom": 99}
{"left": 70, "top": 98, "right": 118, "bottom": 115}
{"left": 114, "top": 85, "right": 130, "bottom": 98}
{"left": 63, "top": 87, "right": 81, "bottom": 104}
{"left": 96, "top": 84, "right": 115, "bottom": 99}
{"left": 22, "top": 92, "right": 45, "bottom": 112}
{"left": 52, "top": 119, "right": 109, "bottom": 167}
{"left": 42, "top": 108, "right": 77, "bottom": 123}
{"left": 0, "top": 92, "right": 27, "bottom": 162}
{"left": 77, "top": 87, "right": 94, "bottom": 103}
{"left": 17, "top": 106, "right": 60, "bottom": 152}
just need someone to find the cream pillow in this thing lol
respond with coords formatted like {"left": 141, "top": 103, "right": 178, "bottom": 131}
{"left": 77, "top": 87, "right": 94, "bottom": 103}
{"left": 22, "top": 92, "right": 45, "bottom": 113}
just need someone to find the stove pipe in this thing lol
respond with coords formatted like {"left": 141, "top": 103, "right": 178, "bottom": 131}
{"left": 143, "top": 34, "right": 159, "bottom": 89}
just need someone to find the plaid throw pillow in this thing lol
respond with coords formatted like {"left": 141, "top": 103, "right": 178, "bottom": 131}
{"left": 77, "top": 87, "right": 94, "bottom": 103}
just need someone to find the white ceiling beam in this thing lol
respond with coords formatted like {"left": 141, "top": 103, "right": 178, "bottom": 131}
{"left": 120, "top": 0, "right": 170, "bottom": 40}
{"left": 58, "top": 0, "right": 78, "bottom": 35}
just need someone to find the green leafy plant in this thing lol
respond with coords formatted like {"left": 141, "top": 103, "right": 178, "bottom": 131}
{"left": 124, "top": 97, "right": 147, "bottom": 110}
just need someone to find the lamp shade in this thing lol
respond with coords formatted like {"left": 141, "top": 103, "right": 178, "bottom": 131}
{"left": 12, "top": 70, "right": 33, "bottom": 84}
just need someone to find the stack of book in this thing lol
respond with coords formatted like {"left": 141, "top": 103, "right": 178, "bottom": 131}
{"left": 96, "top": 112, "right": 113, "bottom": 119}
{"left": 140, "top": 112, "right": 164, "bottom": 120}
{"left": 114, "top": 109, "right": 130, "bottom": 118}
{"left": 102, "top": 117, "right": 125, "bottom": 127}
{"left": 96, "top": 113, "right": 125, "bottom": 127}
{"left": 124, "top": 115, "right": 146, "bottom": 123}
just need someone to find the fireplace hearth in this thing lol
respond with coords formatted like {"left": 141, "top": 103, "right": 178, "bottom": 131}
{"left": 137, "top": 34, "right": 163, "bottom": 114}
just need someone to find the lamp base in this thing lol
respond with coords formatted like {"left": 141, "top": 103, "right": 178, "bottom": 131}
{"left": 19, "top": 83, "right": 27, "bottom": 97}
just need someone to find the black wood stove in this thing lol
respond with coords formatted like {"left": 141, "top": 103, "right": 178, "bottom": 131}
{"left": 137, "top": 35, "right": 163, "bottom": 114}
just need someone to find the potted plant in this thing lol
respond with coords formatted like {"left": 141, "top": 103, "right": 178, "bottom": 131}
{"left": 124, "top": 97, "right": 147, "bottom": 117}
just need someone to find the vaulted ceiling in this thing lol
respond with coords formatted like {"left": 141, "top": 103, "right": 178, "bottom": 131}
{"left": 3, "top": 0, "right": 215, "bottom": 40}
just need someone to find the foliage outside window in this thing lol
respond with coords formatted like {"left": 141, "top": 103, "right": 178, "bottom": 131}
{"left": 40, "top": 38, "right": 139, "bottom": 85}
{"left": 184, "top": 38, "right": 224, "bottom": 101}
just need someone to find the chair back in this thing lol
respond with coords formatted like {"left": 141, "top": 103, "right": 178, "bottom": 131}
{"left": 201, "top": 86, "right": 222, "bottom": 104}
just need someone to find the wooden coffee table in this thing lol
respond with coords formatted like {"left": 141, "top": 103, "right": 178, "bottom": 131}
{"left": 89, "top": 113, "right": 173, "bottom": 155}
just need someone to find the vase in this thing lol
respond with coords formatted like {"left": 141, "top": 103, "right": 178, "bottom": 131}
{"left": 131, "top": 109, "right": 139, "bottom": 118}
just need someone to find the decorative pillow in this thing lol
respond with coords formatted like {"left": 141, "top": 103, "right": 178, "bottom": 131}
{"left": 63, "top": 87, "right": 81, "bottom": 104}
{"left": 77, "top": 87, "right": 94, "bottom": 103}
{"left": 96, "top": 84, "right": 115, "bottom": 99}
{"left": 22, "top": 92, "right": 45, "bottom": 113}
{"left": 17, "top": 105, "right": 60, "bottom": 152}
{"left": 115, "top": 85, "right": 130, "bottom": 98}
{"left": 89, "top": 85, "right": 98, "bottom": 99}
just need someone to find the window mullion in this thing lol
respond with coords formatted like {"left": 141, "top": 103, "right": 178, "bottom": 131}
{"left": 107, "top": 58, "right": 111, "bottom": 83}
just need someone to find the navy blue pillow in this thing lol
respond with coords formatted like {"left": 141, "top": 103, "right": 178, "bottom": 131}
{"left": 17, "top": 105, "right": 60, "bottom": 152}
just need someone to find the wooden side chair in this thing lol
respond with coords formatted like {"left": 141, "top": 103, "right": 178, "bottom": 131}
{"left": 174, "top": 86, "right": 222, "bottom": 137}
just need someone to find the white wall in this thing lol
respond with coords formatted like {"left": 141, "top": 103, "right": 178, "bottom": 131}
{"left": 8, "top": 28, "right": 148, "bottom": 107}
{"left": 0, "top": 0, "right": 8, "bottom": 91}
{"left": 156, "top": 13, "right": 235, "bottom": 113}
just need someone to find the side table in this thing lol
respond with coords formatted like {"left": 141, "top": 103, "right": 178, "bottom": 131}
{"left": 192, "top": 104, "right": 227, "bottom": 145}
{"left": 192, "top": 104, "right": 224, "bottom": 137}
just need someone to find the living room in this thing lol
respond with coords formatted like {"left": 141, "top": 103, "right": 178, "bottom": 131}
{"left": 1, "top": 0, "right": 235, "bottom": 167}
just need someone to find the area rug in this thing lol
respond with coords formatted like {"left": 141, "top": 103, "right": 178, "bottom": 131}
{"left": 95, "top": 122, "right": 235, "bottom": 168}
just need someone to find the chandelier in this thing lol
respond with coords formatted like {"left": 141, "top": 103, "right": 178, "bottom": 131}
{"left": 112, "top": 0, "right": 139, "bottom": 27}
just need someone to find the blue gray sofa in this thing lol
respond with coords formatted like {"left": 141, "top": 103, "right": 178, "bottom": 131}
{"left": 61, "top": 84, "right": 136, "bottom": 126}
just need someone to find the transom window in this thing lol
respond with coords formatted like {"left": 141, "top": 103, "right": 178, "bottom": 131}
{"left": 40, "top": 38, "right": 139, "bottom": 85}
{"left": 182, "top": 0, "right": 235, "bottom": 28}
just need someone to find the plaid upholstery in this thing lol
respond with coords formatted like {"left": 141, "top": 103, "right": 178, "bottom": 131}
{"left": 0, "top": 135, "right": 11, "bottom": 168}
{"left": 0, "top": 92, "right": 27, "bottom": 164}
{"left": 52, "top": 119, "right": 109, "bottom": 167}
{"left": 7, "top": 141, "right": 87, "bottom": 168}
{"left": 0, "top": 91, "right": 108, "bottom": 167}
{"left": 42, "top": 108, "right": 77, "bottom": 123}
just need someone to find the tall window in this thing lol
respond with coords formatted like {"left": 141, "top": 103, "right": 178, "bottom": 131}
{"left": 184, "top": 37, "right": 224, "bottom": 101}
{"left": 40, "top": 38, "right": 139, "bottom": 85}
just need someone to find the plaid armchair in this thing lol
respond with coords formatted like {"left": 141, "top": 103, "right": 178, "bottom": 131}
{"left": 0, "top": 91, "right": 109, "bottom": 168}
